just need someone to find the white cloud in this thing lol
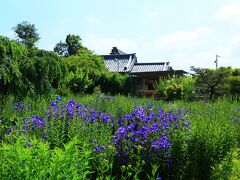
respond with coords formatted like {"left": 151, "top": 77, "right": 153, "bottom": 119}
{"left": 154, "top": 27, "right": 212, "bottom": 48}
{"left": 217, "top": 1, "right": 240, "bottom": 19}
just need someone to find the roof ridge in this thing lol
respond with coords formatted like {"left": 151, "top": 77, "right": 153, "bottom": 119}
{"left": 134, "top": 62, "right": 167, "bottom": 65}
{"left": 102, "top": 53, "right": 135, "bottom": 56}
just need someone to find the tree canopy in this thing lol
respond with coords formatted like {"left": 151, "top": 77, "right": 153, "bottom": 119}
{"left": 13, "top": 21, "right": 40, "bottom": 49}
{"left": 0, "top": 28, "right": 130, "bottom": 99}
{"left": 191, "top": 66, "right": 240, "bottom": 99}
{"left": 54, "top": 34, "right": 85, "bottom": 56}
{"left": 53, "top": 41, "right": 68, "bottom": 56}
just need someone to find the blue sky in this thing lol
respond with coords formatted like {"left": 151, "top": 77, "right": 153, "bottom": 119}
{"left": 1, "top": 0, "right": 240, "bottom": 71}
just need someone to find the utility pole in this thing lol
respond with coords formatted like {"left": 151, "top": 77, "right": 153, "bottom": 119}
{"left": 214, "top": 55, "right": 221, "bottom": 69}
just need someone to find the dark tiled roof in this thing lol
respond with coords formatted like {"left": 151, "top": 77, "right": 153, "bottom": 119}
{"left": 101, "top": 47, "right": 186, "bottom": 74}
{"left": 102, "top": 54, "right": 136, "bottom": 72}
{"left": 131, "top": 62, "right": 170, "bottom": 73}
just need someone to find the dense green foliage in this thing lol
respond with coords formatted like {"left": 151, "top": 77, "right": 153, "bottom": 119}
{"left": 211, "top": 148, "right": 240, "bottom": 179}
{"left": 0, "top": 35, "right": 68, "bottom": 98}
{"left": 154, "top": 77, "right": 196, "bottom": 101}
{"left": 0, "top": 36, "right": 28, "bottom": 97}
{"left": 0, "top": 95, "right": 239, "bottom": 179}
{"left": 155, "top": 67, "right": 240, "bottom": 101}
{"left": 63, "top": 48, "right": 106, "bottom": 94}
{"left": 191, "top": 66, "right": 240, "bottom": 99}
{"left": 0, "top": 137, "right": 92, "bottom": 179}
{"left": 0, "top": 26, "right": 130, "bottom": 99}
{"left": 100, "top": 72, "right": 131, "bottom": 95}
{"left": 0, "top": 21, "right": 132, "bottom": 99}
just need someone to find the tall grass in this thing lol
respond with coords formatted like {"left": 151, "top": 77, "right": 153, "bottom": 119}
{"left": 0, "top": 95, "right": 239, "bottom": 179}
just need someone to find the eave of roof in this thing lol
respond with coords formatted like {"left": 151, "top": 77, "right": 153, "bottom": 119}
{"left": 102, "top": 53, "right": 136, "bottom": 59}
{"left": 130, "top": 70, "right": 188, "bottom": 75}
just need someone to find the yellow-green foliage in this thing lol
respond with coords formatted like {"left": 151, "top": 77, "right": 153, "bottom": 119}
{"left": 155, "top": 77, "right": 195, "bottom": 100}
{"left": 211, "top": 148, "right": 240, "bottom": 179}
{"left": 0, "top": 137, "right": 93, "bottom": 179}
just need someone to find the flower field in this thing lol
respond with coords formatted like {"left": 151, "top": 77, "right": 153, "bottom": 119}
{"left": 0, "top": 95, "right": 240, "bottom": 179}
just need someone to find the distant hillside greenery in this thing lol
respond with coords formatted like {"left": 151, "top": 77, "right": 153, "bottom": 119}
{"left": 0, "top": 22, "right": 131, "bottom": 100}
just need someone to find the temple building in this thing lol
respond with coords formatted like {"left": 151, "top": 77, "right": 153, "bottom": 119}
{"left": 102, "top": 47, "right": 186, "bottom": 97}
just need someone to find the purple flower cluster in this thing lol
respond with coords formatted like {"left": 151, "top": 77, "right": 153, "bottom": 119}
{"left": 94, "top": 145, "right": 105, "bottom": 153}
{"left": 11, "top": 98, "right": 114, "bottom": 140}
{"left": 12, "top": 102, "right": 25, "bottom": 112}
{"left": 45, "top": 99, "right": 114, "bottom": 124}
{"left": 20, "top": 116, "right": 45, "bottom": 136}
{"left": 6, "top": 115, "right": 46, "bottom": 137}
{"left": 111, "top": 105, "right": 190, "bottom": 163}
{"left": 6, "top": 96, "right": 191, "bottom": 173}
{"left": 151, "top": 135, "right": 171, "bottom": 149}
{"left": 32, "top": 116, "right": 45, "bottom": 128}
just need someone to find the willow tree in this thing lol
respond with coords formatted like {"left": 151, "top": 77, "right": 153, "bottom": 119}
{"left": 22, "top": 49, "right": 68, "bottom": 95}
{"left": 0, "top": 36, "right": 27, "bottom": 98}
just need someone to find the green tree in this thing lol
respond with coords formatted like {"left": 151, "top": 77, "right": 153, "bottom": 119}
{"left": 54, "top": 34, "right": 84, "bottom": 56}
{"left": 66, "top": 34, "right": 83, "bottom": 55}
{"left": 191, "top": 66, "right": 230, "bottom": 99}
{"left": 13, "top": 21, "right": 40, "bottom": 49}
{"left": 225, "top": 68, "right": 240, "bottom": 97}
{"left": 53, "top": 40, "right": 68, "bottom": 56}
{"left": 0, "top": 35, "right": 27, "bottom": 98}
{"left": 64, "top": 48, "right": 107, "bottom": 93}
{"left": 22, "top": 49, "right": 67, "bottom": 95}
{"left": 228, "top": 76, "right": 240, "bottom": 96}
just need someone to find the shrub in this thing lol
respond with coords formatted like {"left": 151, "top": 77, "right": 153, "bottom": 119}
{"left": 100, "top": 72, "right": 130, "bottom": 95}
{"left": 155, "top": 77, "right": 195, "bottom": 101}
{"left": 65, "top": 68, "right": 92, "bottom": 94}
{"left": 0, "top": 137, "right": 93, "bottom": 179}
{"left": 211, "top": 148, "right": 240, "bottom": 179}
